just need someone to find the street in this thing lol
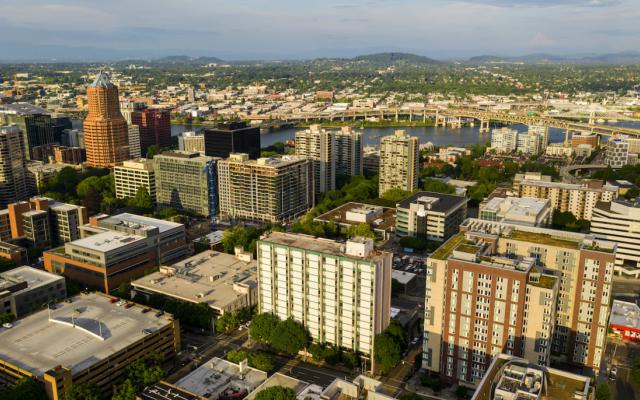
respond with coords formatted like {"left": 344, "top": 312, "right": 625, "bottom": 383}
{"left": 601, "top": 337, "right": 640, "bottom": 400}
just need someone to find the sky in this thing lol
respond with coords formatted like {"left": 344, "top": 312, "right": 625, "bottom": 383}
{"left": 0, "top": 0, "right": 638, "bottom": 60}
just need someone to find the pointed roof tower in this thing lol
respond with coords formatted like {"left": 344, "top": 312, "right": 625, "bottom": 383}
{"left": 90, "top": 71, "right": 113, "bottom": 88}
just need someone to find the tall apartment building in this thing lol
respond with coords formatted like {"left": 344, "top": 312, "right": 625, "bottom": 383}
{"left": 178, "top": 131, "right": 205, "bottom": 153}
{"left": 592, "top": 200, "right": 640, "bottom": 278}
{"left": 513, "top": 172, "right": 618, "bottom": 220}
{"left": 217, "top": 154, "right": 312, "bottom": 223}
{"left": 606, "top": 138, "right": 629, "bottom": 168}
{"left": 396, "top": 192, "right": 468, "bottom": 241}
{"left": 0, "top": 103, "right": 55, "bottom": 159}
{"left": 490, "top": 128, "right": 518, "bottom": 153}
{"left": 154, "top": 151, "right": 217, "bottom": 217}
{"left": 379, "top": 130, "right": 419, "bottom": 195}
{"left": 257, "top": 232, "right": 392, "bottom": 362}
{"left": 335, "top": 127, "right": 363, "bottom": 176}
{"left": 83, "top": 72, "right": 129, "bottom": 167}
{"left": 204, "top": 121, "right": 260, "bottom": 159}
{"left": 295, "top": 125, "right": 336, "bottom": 196}
{"left": 516, "top": 132, "right": 543, "bottom": 155}
{"left": 528, "top": 125, "right": 549, "bottom": 150}
{"left": 114, "top": 158, "right": 156, "bottom": 202}
{"left": 0, "top": 125, "right": 30, "bottom": 207}
{"left": 6, "top": 197, "right": 87, "bottom": 248}
{"left": 423, "top": 219, "right": 616, "bottom": 385}
{"left": 127, "top": 125, "right": 142, "bottom": 158}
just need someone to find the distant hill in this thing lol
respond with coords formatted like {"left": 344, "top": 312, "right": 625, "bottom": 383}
{"left": 154, "top": 55, "right": 225, "bottom": 64}
{"left": 468, "top": 51, "right": 640, "bottom": 64}
{"left": 352, "top": 52, "right": 440, "bottom": 64}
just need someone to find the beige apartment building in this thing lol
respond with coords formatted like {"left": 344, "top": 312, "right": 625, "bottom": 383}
{"left": 512, "top": 172, "right": 618, "bottom": 220}
{"left": 114, "top": 158, "right": 156, "bottom": 201}
{"left": 423, "top": 218, "right": 616, "bottom": 386}
{"left": 379, "top": 130, "right": 419, "bottom": 195}
{"left": 257, "top": 232, "right": 392, "bottom": 362}
{"left": 217, "top": 154, "right": 312, "bottom": 223}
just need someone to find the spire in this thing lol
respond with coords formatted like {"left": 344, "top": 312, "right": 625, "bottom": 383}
{"left": 90, "top": 71, "right": 113, "bottom": 88}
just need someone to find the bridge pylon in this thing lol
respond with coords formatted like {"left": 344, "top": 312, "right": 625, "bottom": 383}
{"left": 479, "top": 119, "right": 490, "bottom": 133}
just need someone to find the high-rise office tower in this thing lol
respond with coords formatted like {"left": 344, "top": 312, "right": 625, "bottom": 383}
{"left": 178, "top": 131, "right": 205, "bottom": 153}
{"left": 379, "top": 130, "right": 419, "bottom": 195}
{"left": 0, "top": 103, "right": 56, "bottom": 160}
{"left": 83, "top": 72, "right": 129, "bottom": 167}
{"left": 204, "top": 122, "right": 260, "bottom": 159}
{"left": 217, "top": 154, "right": 312, "bottom": 223}
{"left": 257, "top": 232, "right": 392, "bottom": 365}
{"left": 127, "top": 125, "right": 142, "bottom": 159}
{"left": 133, "top": 107, "right": 172, "bottom": 153}
{"left": 154, "top": 151, "right": 217, "bottom": 217}
{"left": 423, "top": 219, "right": 616, "bottom": 385}
{"left": 0, "top": 125, "right": 30, "bottom": 207}
{"left": 295, "top": 125, "right": 336, "bottom": 197}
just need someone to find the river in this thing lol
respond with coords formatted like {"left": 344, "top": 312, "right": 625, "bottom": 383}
{"left": 171, "top": 124, "right": 588, "bottom": 148}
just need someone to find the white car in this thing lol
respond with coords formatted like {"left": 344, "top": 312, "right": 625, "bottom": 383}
{"left": 2, "top": 323, "right": 13, "bottom": 329}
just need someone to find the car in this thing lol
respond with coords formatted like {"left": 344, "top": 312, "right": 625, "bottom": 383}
{"left": 155, "top": 310, "right": 164, "bottom": 317}
{"left": 609, "top": 367, "right": 617, "bottom": 380}
{"left": 2, "top": 323, "right": 13, "bottom": 329}
{"left": 141, "top": 308, "right": 150, "bottom": 314}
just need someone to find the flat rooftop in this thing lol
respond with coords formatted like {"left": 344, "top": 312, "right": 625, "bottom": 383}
{"left": 391, "top": 270, "right": 416, "bottom": 285}
{"left": 131, "top": 251, "right": 256, "bottom": 311}
{"left": 245, "top": 373, "right": 318, "bottom": 400}
{"left": 0, "top": 103, "right": 51, "bottom": 115}
{"left": 0, "top": 292, "right": 173, "bottom": 376}
{"left": 173, "top": 357, "right": 267, "bottom": 399}
{"left": 518, "top": 178, "right": 618, "bottom": 192}
{"left": 610, "top": 300, "right": 640, "bottom": 330}
{"left": 103, "top": 213, "right": 183, "bottom": 234}
{"left": 260, "top": 232, "right": 384, "bottom": 261}
{"left": 69, "top": 230, "right": 146, "bottom": 253}
{"left": 0, "top": 266, "right": 63, "bottom": 292}
{"left": 314, "top": 202, "right": 396, "bottom": 232}
{"left": 397, "top": 191, "right": 467, "bottom": 212}
{"left": 481, "top": 197, "right": 549, "bottom": 217}
{"left": 140, "top": 382, "right": 204, "bottom": 400}
{"left": 472, "top": 354, "right": 590, "bottom": 400}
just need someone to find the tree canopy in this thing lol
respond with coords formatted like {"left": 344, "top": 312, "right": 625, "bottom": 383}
{"left": 254, "top": 386, "right": 297, "bottom": 400}
{"left": 270, "top": 318, "right": 311, "bottom": 355}
{"left": 250, "top": 313, "right": 280, "bottom": 344}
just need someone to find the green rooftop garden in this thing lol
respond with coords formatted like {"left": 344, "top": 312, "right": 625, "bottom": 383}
{"left": 431, "top": 233, "right": 465, "bottom": 260}
{"left": 507, "top": 230, "right": 579, "bottom": 250}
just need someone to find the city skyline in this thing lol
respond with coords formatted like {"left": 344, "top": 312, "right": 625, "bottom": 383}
{"left": 0, "top": 0, "right": 638, "bottom": 61}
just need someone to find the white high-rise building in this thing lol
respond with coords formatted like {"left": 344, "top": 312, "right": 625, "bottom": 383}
{"left": 490, "top": 128, "right": 518, "bottom": 153}
{"left": 528, "top": 125, "right": 549, "bottom": 149}
{"left": 516, "top": 131, "right": 543, "bottom": 155}
{"left": 295, "top": 125, "right": 336, "bottom": 197}
{"left": 592, "top": 200, "right": 640, "bottom": 278}
{"left": 114, "top": 158, "right": 156, "bottom": 201}
{"left": 257, "top": 232, "right": 392, "bottom": 364}
{"left": 379, "top": 130, "right": 419, "bottom": 195}
{"left": 606, "top": 138, "right": 629, "bottom": 168}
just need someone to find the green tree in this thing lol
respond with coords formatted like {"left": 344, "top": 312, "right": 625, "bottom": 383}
{"left": 63, "top": 383, "right": 100, "bottom": 400}
{"left": 249, "top": 352, "right": 275, "bottom": 372}
{"left": 422, "top": 178, "right": 456, "bottom": 194}
{"left": 381, "top": 188, "right": 412, "bottom": 203}
{"left": 270, "top": 318, "right": 311, "bottom": 355}
{"left": 399, "top": 236, "right": 428, "bottom": 251}
{"left": 221, "top": 225, "right": 262, "bottom": 254}
{"left": 374, "top": 333, "right": 402, "bottom": 374}
{"left": 0, "top": 312, "right": 16, "bottom": 325}
{"left": 344, "top": 223, "right": 375, "bottom": 239}
{"left": 146, "top": 145, "right": 160, "bottom": 159}
{"left": 254, "top": 386, "right": 297, "bottom": 400}
{"left": 0, "top": 377, "right": 46, "bottom": 400}
{"left": 595, "top": 383, "right": 612, "bottom": 400}
{"left": 385, "top": 320, "right": 408, "bottom": 349}
{"left": 129, "top": 186, "right": 154, "bottom": 213}
{"left": 112, "top": 379, "right": 137, "bottom": 400}
{"left": 215, "top": 312, "right": 240, "bottom": 333}
{"left": 250, "top": 313, "right": 280, "bottom": 344}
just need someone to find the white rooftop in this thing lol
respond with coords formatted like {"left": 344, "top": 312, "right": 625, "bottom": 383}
{"left": 104, "top": 213, "right": 183, "bottom": 234}
{"left": 610, "top": 300, "right": 640, "bottom": 330}
{"left": 482, "top": 197, "right": 549, "bottom": 217}
{"left": 0, "top": 266, "right": 63, "bottom": 292}
{"left": 70, "top": 230, "right": 146, "bottom": 253}
{"left": 0, "top": 293, "right": 173, "bottom": 376}
{"left": 392, "top": 270, "right": 416, "bottom": 285}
